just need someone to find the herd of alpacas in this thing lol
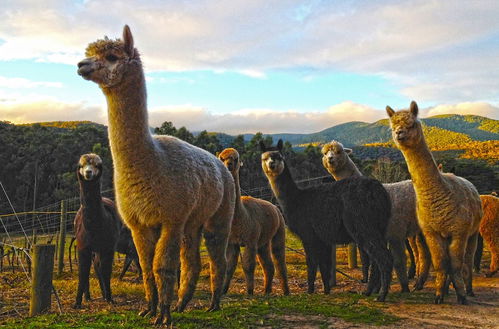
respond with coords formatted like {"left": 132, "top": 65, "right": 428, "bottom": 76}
{"left": 72, "top": 25, "right": 498, "bottom": 325}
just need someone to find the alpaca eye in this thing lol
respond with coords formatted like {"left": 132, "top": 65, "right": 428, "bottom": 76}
{"left": 105, "top": 54, "right": 118, "bottom": 62}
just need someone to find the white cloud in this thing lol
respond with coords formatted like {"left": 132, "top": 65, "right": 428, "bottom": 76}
{"left": 423, "top": 102, "right": 499, "bottom": 119}
{"left": 2, "top": 98, "right": 497, "bottom": 134}
{"left": 0, "top": 76, "right": 62, "bottom": 89}
{"left": 0, "top": 98, "right": 106, "bottom": 124}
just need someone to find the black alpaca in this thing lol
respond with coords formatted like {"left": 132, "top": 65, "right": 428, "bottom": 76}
{"left": 73, "top": 154, "right": 121, "bottom": 308}
{"left": 260, "top": 140, "right": 393, "bottom": 301}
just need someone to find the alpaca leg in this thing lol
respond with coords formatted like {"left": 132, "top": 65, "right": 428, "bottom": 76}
{"left": 487, "top": 252, "right": 499, "bottom": 277}
{"left": 204, "top": 227, "right": 230, "bottom": 311}
{"left": 175, "top": 226, "right": 203, "bottom": 312}
{"left": 241, "top": 246, "right": 258, "bottom": 295}
{"left": 152, "top": 223, "right": 182, "bottom": 325}
{"left": 359, "top": 247, "right": 370, "bottom": 283}
{"left": 463, "top": 233, "right": 478, "bottom": 297}
{"left": 424, "top": 231, "right": 449, "bottom": 304}
{"left": 271, "top": 227, "right": 289, "bottom": 295}
{"left": 414, "top": 234, "right": 431, "bottom": 290}
{"left": 93, "top": 254, "right": 106, "bottom": 299}
{"left": 364, "top": 239, "right": 393, "bottom": 302}
{"left": 100, "top": 250, "right": 115, "bottom": 303}
{"left": 131, "top": 226, "right": 159, "bottom": 318}
{"left": 120, "top": 254, "right": 133, "bottom": 280}
{"left": 318, "top": 248, "right": 332, "bottom": 295}
{"left": 448, "top": 234, "right": 468, "bottom": 304}
{"left": 222, "top": 244, "right": 240, "bottom": 295}
{"left": 406, "top": 239, "right": 416, "bottom": 280}
{"left": 257, "top": 244, "right": 275, "bottom": 295}
{"left": 74, "top": 248, "right": 92, "bottom": 308}
{"left": 303, "top": 244, "right": 318, "bottom": 294}
{"left": 134, "top": 257, "right": 143, "bottom": 281}
{"left": 389, "top": 239, "right": 410, "bottom": 293}
{"left": 474, "top": 234, "right": 483, "bottom": 273}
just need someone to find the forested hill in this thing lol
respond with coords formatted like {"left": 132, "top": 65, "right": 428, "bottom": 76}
{"left": 0, "top": 114, "right": 497, "bottom": 214}
{"left": 247, "top": 114, "right": 499, "bottom": 147}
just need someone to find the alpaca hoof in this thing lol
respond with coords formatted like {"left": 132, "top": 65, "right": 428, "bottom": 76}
{"left": 283, "top": 290, "right": 290, "bottom": 296}
{"left": 457, "top": 295, "right": 468, "bottom": 305}
{"left": 152, "top": 314, "right": 170, "bottom": 326}
{"left": 434, "top": 295, "right": 444, "bottom": 304}
{"left": 247, "top": 289, "right": 254, "bottom": 295}
{"left": 73, "top": 303, "right": 82, "bottom": 309}
{"left": 173, "top": 302, "right": 186, "bottom": 313}
{"left": 413, "top": 282, "right": 424, "bottom": 291}
{"left": 139, "top": 308, "right": 156, "bottom": 318}
{"left": 375, "top": 294, "right": 386, "bottom": 302}
{"left": 207, "top": 303, "right": 220, "bottom": 312}
{"left": 363, "top": 290, "right": 372, "bottom": 297}
{"left": 401, "top": 286, "right": 410, "bottom": 293}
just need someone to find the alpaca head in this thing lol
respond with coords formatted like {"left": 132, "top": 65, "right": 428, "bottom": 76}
{"left": 77, "top": 153, "right": 103, "bottom": 181}
{"left": 260, "top": 139, "right": 285, "bottom": 177}
{"left": 321, "top": 141, "right": 352, "bottom": 173}
{"left": 218, "top": 148, "right": 242, "bottom": 174}
{"left": 386, "top": 101, "right": 423, "bottom": 149}
{"left": 77, "top": 25, "right": 141, "bottom": 89}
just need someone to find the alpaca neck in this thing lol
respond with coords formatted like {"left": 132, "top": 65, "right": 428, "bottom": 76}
{"left": 231, "top": 171, "right": 245, "bottom": 219}
{"left": 400, "top": 137, "right": 444, "bottom": 193}
{"left": 78, "top": 177, "right": 104, "bottom": 227}
{"left": 330, "top": 159, "right": 363, "bottom": 181}
{"left": 267, "top": 164, "right": 299, "bottom": 207}
{"left": 103, "top": 67, "right": 153, "bottom": 161}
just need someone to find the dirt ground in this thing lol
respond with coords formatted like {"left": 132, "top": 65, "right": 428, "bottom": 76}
{"left": 1, "top": 248, "right": 498, "bottom": 328}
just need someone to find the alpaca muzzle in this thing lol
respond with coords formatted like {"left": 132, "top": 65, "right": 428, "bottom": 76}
{"left": 77, "top": 59, "right": 95, "bottom": 78}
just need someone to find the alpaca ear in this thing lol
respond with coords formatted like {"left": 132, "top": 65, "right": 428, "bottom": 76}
{"left": 277, "top": 139, "right": 283, "bottom": 151}
{"left": 259, "top": 141, "right": 267, "bottom": 152}
{"left": 123, "top": 25, "right": 135, "bottom": 57}
{"left": 215, "top": 151, "right": 220, "bottom": 158}
{"left": 386, "top": 106, "right": 395, "bottom": 118}
{"left": 344, "top": 148, "right": 353, "bottom": 154}
{"left": 410, "top": 101, "right": 419, "bottom": 117}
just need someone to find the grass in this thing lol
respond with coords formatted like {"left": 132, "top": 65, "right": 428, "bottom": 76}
{"left": 3, "top": 293, "right": 399, "bottom": 329}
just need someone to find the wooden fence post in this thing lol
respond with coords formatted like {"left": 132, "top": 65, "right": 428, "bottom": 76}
{"left": 330, "top": 244, "right": 337, "bottom": 287}
{"left": 30, "top": 244, "right": 55, "bottom": 316}
{"left": 348, "top": 243, "right": 358, "bottom": 269}
{"left": 57, "top": 200, "right": 67, "bottom": 275}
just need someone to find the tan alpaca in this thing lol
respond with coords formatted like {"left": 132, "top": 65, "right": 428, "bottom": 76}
{"left": 218, "top": 148, "right": 289, "bottom": 295}
{"left": 77, "top": 26, "right": 235, "bottom": 325}
{"left": 321, "top": 141, "right": 431, "bottom": 292}
{"left": 479, "top": 194, "right": 499, "bottom": 277}
{"left": 386, "top": 101, "right": 482, "bottom": 304}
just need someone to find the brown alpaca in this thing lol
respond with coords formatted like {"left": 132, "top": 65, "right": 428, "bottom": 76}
{"left": 479, "top": 194, "right": 499, "bottom": 277}
{"left": 77, "top": 26, "right": 235, "bottom": 325}
{"left": 386, "top": 101, "right": 483, "bottom": 304}
{"left": 321, "top": 141, "right": 431, "bottom": 292}
{"left": 218, "top": 148, "right": 289, "bottom": 295}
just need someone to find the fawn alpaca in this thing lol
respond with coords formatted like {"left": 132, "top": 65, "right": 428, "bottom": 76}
{"left": 218, "top": 148, "right": 289, "bottom": 295}
{"left": 386, "top": 101, "right": 482, "bottom": 304}
{"left": 78, "top": 26, "right": 235, "bottom": 325}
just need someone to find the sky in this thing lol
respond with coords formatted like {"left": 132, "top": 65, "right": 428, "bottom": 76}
{"left": 1, "top": 0, "right": 498, "bottom": 134}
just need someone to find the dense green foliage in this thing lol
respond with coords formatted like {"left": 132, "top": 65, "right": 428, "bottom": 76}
{"left": 0, "top": 115, "right": 497, "bottom": 216}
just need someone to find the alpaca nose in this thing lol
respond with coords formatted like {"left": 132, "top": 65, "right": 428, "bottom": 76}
{"left": 77, "top": 59, "right": 94, "bottom": 77}
{"left": 227, "top": 163, "right": 234, "bottom": 171}
{"left": 78, "top": 59, "right": 91, "bottom": 68}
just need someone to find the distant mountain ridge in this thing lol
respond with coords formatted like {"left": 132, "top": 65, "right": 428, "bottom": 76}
{"left": 14, "top": 114, "right": 498, "bottom": 147}
{"left": 243, "top": 114, "right": 499, "bottom": 147}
